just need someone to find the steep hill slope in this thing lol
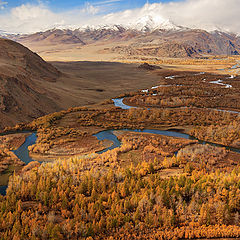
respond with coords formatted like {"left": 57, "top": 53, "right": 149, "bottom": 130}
{"left": 0, "top": 38, "right": 62, "bottom": 129}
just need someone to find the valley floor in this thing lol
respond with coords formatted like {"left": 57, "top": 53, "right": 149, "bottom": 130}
{"left": 19, "top": 40, "right": 240, "bottom": 76}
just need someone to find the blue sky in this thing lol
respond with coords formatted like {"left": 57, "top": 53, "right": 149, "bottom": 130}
{"left": 49, "top": 0, "right": 180, "bottom": 11}
{"left": 5, "top": 0, "right": 180, "bottom": 12}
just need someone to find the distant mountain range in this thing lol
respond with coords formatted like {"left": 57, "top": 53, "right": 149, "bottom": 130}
{"left": 7, "top": 24, "right": 240, "bottom": 58}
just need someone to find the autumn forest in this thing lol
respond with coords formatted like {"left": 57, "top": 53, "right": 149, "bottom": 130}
{"left": 0, "top": 67, "right": 240, "bottom": 239}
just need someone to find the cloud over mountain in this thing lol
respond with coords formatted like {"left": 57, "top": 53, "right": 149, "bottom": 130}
{"left": 0, "top": 0, "right": 240, "bottom": 34}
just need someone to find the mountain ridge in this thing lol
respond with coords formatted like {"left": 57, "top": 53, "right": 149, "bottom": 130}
{"left": 8, "top": 26, "right": 240, "bottom": 58}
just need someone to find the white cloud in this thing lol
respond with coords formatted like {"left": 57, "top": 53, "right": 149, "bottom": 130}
{"left": 96, "top": 0, "right": 240, "bottom": 33}
{"left": 11, "top": 4, "right": 52, "bottom": 21}
{"left": 0, "top": 0, "right": 240, "bottom": 34}
{"left": 82, "top": 3, "right": 99, "bottom": 15}
{"left": 161, "top": 0, "right": 240, "bottom": 32}
{"left": 0, "top": 4, "right": 64, "bottom": 33}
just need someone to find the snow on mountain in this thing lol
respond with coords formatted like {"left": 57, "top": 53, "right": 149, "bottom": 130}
{"left": 71, "top": 4, "right": 183, "bottom": 33}
{"left": 78, "top": 24, "right": 125, "bottom": 32}
{"left": 75, "top": 15, "right": 181, "bottom": 33}
{"left": 131, "top": 15, "right": 180, "bottom": 32}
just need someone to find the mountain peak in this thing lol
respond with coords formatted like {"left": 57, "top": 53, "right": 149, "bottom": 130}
{"left": 133, "top": 14, "right": 180, "bottom": 32}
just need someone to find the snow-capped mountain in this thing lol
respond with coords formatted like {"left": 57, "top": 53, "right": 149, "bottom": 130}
{"left": 74, "top": 14, "right": 182, "bottom": 33}
{"left": 5, "top": 14, "right": 240, "bottom": 59}
{"left": 130, "top": 15, "right": 181, "bottom": 32}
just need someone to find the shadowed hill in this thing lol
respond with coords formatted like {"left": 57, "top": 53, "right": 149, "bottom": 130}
{"left": 0, "top": 38, "right": 62, "bottom": 129}
{"left": 0, "top": 39, "right": 165, "bottom": 130}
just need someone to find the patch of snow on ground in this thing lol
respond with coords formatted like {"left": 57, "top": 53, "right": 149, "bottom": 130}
{"left": 165, "top": 76, "right": 175, "bottom": 79}
{"left": 151, "top": 85, "right": 171, "bottom": 89}
{"left": 210, "top": 80, "right": 232, "bottom": 88}
{"left": 194, "top": 72, "right": 205, "bottom": 75}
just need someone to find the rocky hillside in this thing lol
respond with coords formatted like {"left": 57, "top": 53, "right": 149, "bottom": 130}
{"left": 0, "top": 38, "right": 62, "bottom": 129}
{"left": 13, "top": 29, "right": 85, "bottom": 45}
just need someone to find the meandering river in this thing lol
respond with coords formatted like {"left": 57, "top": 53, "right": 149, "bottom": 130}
{"left": 1, "top": 71, "right": 239, "bottom": 195}
{"left": 13, "top": 133, "right": 37, "bottom": 165}
{"left": 0, "top": 133, "right": 37, "bottom": 195}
